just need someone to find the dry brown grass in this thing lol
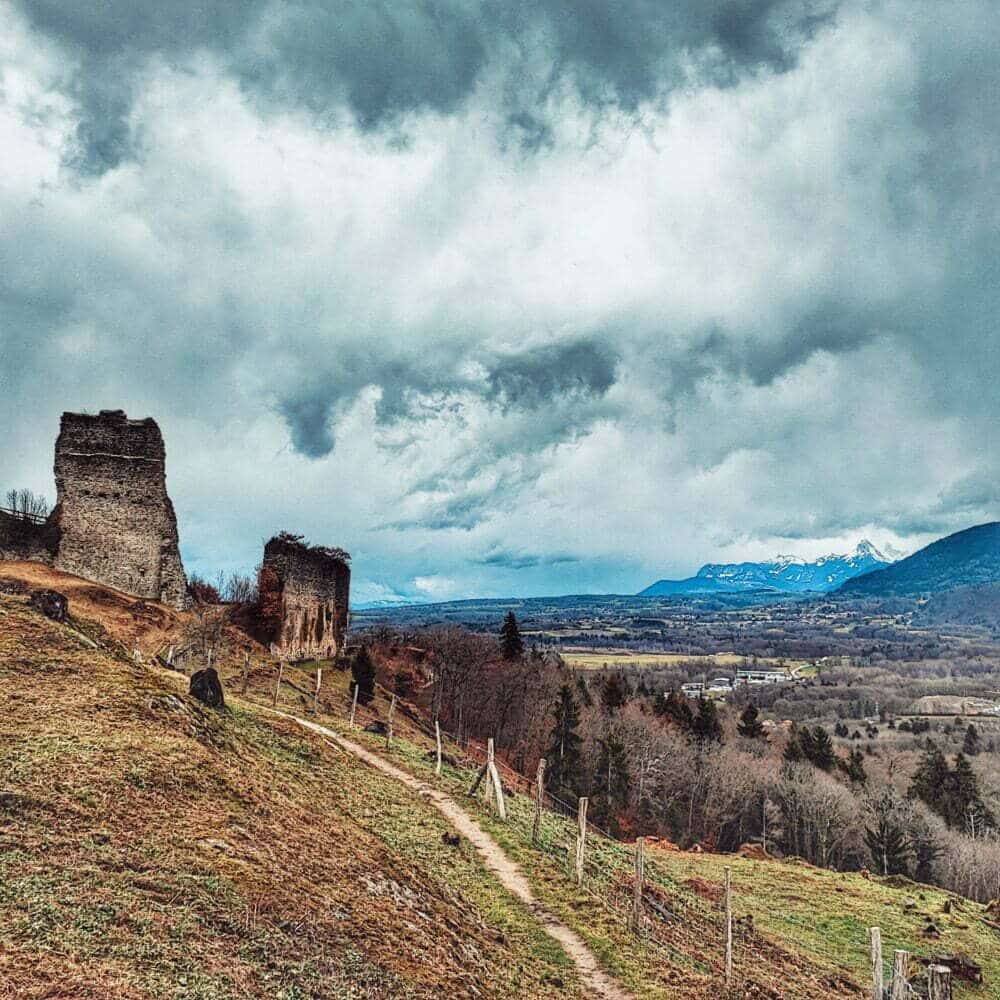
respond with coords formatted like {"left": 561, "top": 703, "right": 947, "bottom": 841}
{"left": 0, "top": 590, "right": 582, "bottom": 999}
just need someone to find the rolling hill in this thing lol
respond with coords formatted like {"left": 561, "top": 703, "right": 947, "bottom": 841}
{"left": 639, "top": 541, "right": 892, "bottom": 596}
{"left": 838, "top": 522, "right": 1000, "bottom": 597}
{"left": 2, "top": 561, "right": 999, "bottom": 998}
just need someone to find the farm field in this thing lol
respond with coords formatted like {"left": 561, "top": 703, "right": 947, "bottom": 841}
{"left": 561, "top": 649, "right": 807, "bottom": 673}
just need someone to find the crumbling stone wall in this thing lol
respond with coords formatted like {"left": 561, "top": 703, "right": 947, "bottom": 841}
{"left": 260, "top": 533, "right": 350, "bottom": 660}
{"left": 52, "top": 410, "right": 189, "bottom": 608}
{"left": 0, "top": 510, "right": 57, "bottom": 563}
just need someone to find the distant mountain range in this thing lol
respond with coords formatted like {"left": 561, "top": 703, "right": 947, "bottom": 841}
{"left": 837, "top": 521, "right": 1000, "bottom": 597}
{"left": 638, "top": 541, "right": 893, "bottom": 596}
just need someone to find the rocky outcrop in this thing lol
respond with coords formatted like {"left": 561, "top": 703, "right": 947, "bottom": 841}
{"left": 259, "top": 532, "right": 350, "bottom": 660}
{"left": 51, "top": 411, "right": 188, "bottom": 608}
{"left": 28, "top": 588, "right": 69, "bottom": 622}
{"left": 190, "top": 667, "right": 225, "bottom": 708}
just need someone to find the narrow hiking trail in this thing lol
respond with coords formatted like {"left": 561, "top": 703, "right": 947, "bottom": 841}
{"left": 273, "top": 710, "right": 634, "bottom": 1000}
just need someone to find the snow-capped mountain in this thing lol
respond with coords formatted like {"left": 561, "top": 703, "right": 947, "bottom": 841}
{"left": 638, "top": 541, "right": 894, "bottom": 596}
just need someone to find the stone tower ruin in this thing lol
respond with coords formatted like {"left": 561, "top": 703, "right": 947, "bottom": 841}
{"left": 52, "top": 410, "right": 189, "bottom": 608}
{"left": 258, "top": 533, "right": 350, "bottom": 660}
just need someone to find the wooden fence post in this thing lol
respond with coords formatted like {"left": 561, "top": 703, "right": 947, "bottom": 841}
{"left": 532, "top": 758, "right": 546, "bottom": 845}
{"left": 889, "top": 951, "right": 909, "bottom": 1000}
{"left": 869, "top": 928, "right": 883, "bottom": 1000}
{"left": 272, "top": 659, "right": 284, "bottom": 708}
{"left": 487, "top": 740, "right": 506, "bottom": 821}
{"left": 313, "top": 667, "right": 322, "bottom": 714}
{"left": 386, "top": 695, "right": 396, "bottom": 749}
{"left": 241, "top": 652, "right": 250, "bottom": 694}
{"left": 725, "top": 866, "right": 733, "bottom": 990}
{"left": 928, "top": 965, "right": 952, "bottom": 1000}
{"left": 485, "top": 739, "right": 496, "bottom": 806}
{"left": 350, "top": 683, "right": 359, "bottom": 728}
{"left": 435, "top": 719, "right": 443, "bottom": 776}
{"left": 631, "top": 837, "right": 645, "bottom": 932}
{"left": 575, "top": 797, "right": 588, "bottom": 887}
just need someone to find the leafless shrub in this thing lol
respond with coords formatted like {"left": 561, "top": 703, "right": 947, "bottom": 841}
{"left": 222, "top": 568, "right": 259, "bottom": 605}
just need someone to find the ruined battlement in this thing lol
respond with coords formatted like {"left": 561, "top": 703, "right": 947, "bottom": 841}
{"left": 55, "top": 410, "right": 166, "bottom": 462}
{"left": 52, "top": 410, "right": 189, "bottom": 608}
{"left": 259, "top": 533, "right": 350, "bottom": 660}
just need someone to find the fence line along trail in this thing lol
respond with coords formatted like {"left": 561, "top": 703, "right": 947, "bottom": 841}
{"left": 270, "top": 709, "right": 634, "bottom": 1000}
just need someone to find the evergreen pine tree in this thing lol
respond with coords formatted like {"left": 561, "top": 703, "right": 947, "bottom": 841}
{"left": 500, "top": 611, "right": 524, "bottom": 661}
{"left": 692, "top": 697, "right": 723, "bottom": 743}
{"left": 841, "top": 748, "right": 868, "bottom": 784}
{"left": 592, "top": 729, "right": 630, "bottom": 834}
{"left": 601, "top": 674, "right": 629, "bottom": 713}
{"left": 545, "top": 685, "right": 584, "bottom": 803}
{"left": 797, "top": 726, "right": 817, "bottom": 762}
{"left": 737, "top": 703, "right": 767, "bottom": 740}
{"left": 962, "top": 724, "right": 981, "bottom": 756}
{"left": 656, "top": 690, "right": 695, "bottom": 732}
{"left": 910, "top": 742, "right": 950, "bottom": 816}
{"left": 948, "top": 752, "right": 994, "bottom": 832}
{"left": 864, "top": 790, "right": 913, "bottom": 876}
{"left": 809, "top": 726, "right": 836, "bottom": 771}
{"left": 350, "top": 646, "right": 377, "bottom": 706}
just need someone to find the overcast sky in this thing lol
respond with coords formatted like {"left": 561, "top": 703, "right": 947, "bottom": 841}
{"left": 2, "top": 1, "right": 998, "bottom": 604}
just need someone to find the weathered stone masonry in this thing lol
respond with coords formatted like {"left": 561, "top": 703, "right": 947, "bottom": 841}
{"left": 259, "top": 533, "right": 350, "bottom": 660}
{"left": 51, "top": 410, "right": 189, "bottom": 608}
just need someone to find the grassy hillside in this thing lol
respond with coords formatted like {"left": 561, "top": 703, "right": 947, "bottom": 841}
{"left": 0, "top": 588, "right": 581, "bottom": 999}
{"left": 2, "top": 563, "right": 999, "bottom": 998}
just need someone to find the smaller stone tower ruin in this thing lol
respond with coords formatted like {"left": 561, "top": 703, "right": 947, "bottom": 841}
{"left": 52, "top": 410, "right": 189, "bottom": 608}
{"left": 258, "top": 533, "right": 350, "bottom": 660}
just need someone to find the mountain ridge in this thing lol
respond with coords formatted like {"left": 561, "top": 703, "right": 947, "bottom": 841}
{"left": 639, "top": 541, "right": 892, "bottom": 597}
{"left": 838, "top": 521, "right": 1000, "bottom": 596}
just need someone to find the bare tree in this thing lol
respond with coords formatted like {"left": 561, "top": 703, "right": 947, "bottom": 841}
{"left": 4, "top": 488, "right": 49, "bottom": 520}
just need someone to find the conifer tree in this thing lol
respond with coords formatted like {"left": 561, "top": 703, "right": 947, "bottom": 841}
{"left": 910, "top": 742, "right": 950, "bottom": 815}
{"left": 963, "top": 723, "right": 981, "bottom": 756}
{"left": 500, "top": 611, "right": 524, "bottom": 661}
{"left": 950, "top": 753, "right": 994, "bottom": 832}
{"left": 842, "top": 748, "right": 868, "bottom": 784}
{"left": 545, "top": 685, "right": 584, "bottom": 802}
{"left": 592, "top": 729, "right": 630, "bottom": 834}
{"left": 350, "top": 645, "right": 377, "bottom": 706}
{"left": 864, "top": 789, "right": 913, "bottom": 876}
{"left": 737, "top": 703, "right": 767, "bottom": 740}
{"left": 692, "top": 697, "right": 723, "bottom": 743}
{"left": 601, "top": 674, "right": 629, "bottom": 713}
{"left": 655, "top": 690, "right": 694, "bottom": 732}
{"left": 809, "top": 726, "right": 836, "bottom": 771}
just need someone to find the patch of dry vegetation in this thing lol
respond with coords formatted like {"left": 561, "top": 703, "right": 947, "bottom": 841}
{"left": 0, "top": 593, "right": 580, "bottom": 999}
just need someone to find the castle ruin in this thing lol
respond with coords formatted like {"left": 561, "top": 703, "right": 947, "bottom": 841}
{"left": 258, "top": 533, "right": 350, "bottom": 660}
{"left": 53, "top": 411, "right": 189, "bottom": 608}
{"left": 0, "top": 410, "right": 189, "bottom": 609}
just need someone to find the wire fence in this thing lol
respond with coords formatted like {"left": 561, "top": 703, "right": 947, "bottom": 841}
{"left": 142, "top": 642, "right": 936, "bottom": 997}
{"left": 278, "top": 669, "right": 740, "bottom": 987}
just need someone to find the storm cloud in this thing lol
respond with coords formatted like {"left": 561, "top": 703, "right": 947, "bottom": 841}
{"left": 1, "top": 0, "right": 998, "bottom": 602}
{"left": 17, "top": 0, "right": 836, "bottom": 172}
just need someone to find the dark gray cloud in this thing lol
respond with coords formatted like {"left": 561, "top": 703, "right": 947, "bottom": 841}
{"left": 16, "top": 0, "right": 839, "bottom": 173}
{"left": 487, "top": 339, "right": 618, "bottom": 409}
{"left": 476, "top": 547, "right": 580, "bottom": 569}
